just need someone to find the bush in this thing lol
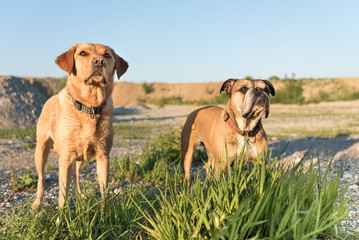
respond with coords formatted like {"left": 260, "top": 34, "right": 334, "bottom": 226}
{"left": 142, "top": 82, "right": 154, "bottom": 94}
{"left": 269, "top": 76, "right": 280, "bottom": 81}
{"left": 271, "top": 80, "right": 304, "bottom": 104}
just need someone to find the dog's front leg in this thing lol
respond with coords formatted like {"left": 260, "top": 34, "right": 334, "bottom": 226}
{"left": 58, "top": 158, "right": 75, "bottom": 208}
{"left": 74, "top": 161, "right": 87, "bottom": 199}
{"left": 96, "top": 154, "right": 109, "bottom": 198}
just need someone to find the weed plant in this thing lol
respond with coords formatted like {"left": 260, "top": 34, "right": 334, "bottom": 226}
{"left": 11, "top": 169, "right": 37, "bottom": 192}
{"left": 141, "top": 153, "right": 350, "bottom": 239}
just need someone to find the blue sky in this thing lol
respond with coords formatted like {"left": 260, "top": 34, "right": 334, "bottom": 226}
{"left": 0, "top": 0, "right": 358, "bottom": 83}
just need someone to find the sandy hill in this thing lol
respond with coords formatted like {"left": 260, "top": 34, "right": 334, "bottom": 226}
{"left": 112, "top": 81, "right": 223, "bottom": 106}
{"left": 112, "top": 77, "right": 359, "bottom": 106}
{"left": 0, "top": 75, "right": 358, "bottom": 128}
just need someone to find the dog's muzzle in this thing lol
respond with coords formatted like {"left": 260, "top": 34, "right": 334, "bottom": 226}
{"left": 242, "top": 91, "right": 270, "bottom": 118}
{"left": 84, "top": 70, "right": 107, "bottom": 87}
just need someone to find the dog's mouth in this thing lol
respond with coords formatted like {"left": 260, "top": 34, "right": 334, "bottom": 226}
{"left": 242, "top": 93, "right": 269, "bottom": 119}
{"left": 84, "top": 70, "right": 107, "bottom": 87}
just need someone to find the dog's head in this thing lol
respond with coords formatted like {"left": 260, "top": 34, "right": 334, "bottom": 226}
{"left": 220, "top": 78, "right": 275, "bottom": 119}
{"left": 55, "top": 43, "right": 128, "bottom": 88}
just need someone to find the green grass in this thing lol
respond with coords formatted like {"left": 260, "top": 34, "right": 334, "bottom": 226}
{"left": 138, "top": 93, "right": 229, "bottom": 107}
{"left": 2, "top": 184, "right": 148, "bottom": 239}
{"left": 111, "top": 127, "right": 184, "bottom": 185}
{"left": 0, "top": 126, "right": 36, "bottom": 141}
{"left": 113, "top": 123, "right": 168, "bottom": 143}
{"left": 268, "top": 126, "right": 359, "bottom": 140}
{"left": 1, "top": 129, "right": 354, "bottom": 239}
{"left": 141, "top": 153, "right": 351, "bottom": 239}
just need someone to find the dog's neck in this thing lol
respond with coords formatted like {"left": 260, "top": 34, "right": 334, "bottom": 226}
{"left": 65, "top": 76, "right": 113, "bottom": 107}
{"left": 226, "top": 104, "right": 262, "bottom": 132}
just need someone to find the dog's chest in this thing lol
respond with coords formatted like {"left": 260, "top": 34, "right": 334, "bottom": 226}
{"left": 73, "top": 118, "right": 111, "bottom": 161}
{"left": 232, "top": 135, "right": 258, "bottom": 159}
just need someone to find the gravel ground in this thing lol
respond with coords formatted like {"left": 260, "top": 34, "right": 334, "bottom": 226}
{"left": 0, "top": 103, "right": 358, "bottom": 236}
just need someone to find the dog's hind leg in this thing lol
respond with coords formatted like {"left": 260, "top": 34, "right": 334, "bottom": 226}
{"left": 181, "top": 137, "right": 197, "bottom": 181}
{"left": 32, "top": 137, "right": 53, "bottom": 210}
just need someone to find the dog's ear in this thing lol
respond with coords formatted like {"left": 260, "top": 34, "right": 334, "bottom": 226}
{"left": 263, "top": 80, "right": 275, "bottom": 96}
{"left": 220, "top": 79, "right": 237, "bottom": 95}
{"left": 55, "top": 46, "right": 77, "bottom": 75}
{"left": 112, "top": 51, "right": 128, "bottom": 79}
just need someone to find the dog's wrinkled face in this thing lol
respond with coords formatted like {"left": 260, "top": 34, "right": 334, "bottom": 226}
{"left": 55, "top": 43, "right": 128, "bottom": 88}
{"left": 220, "top": 78, "right": 275, "bottom": 119}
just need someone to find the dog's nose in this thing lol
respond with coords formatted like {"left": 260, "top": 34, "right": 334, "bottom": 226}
{"left": 92, "top": 57, "right": 105, "bottom": 67}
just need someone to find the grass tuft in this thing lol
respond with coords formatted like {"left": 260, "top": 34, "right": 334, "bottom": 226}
{"left": 140, "top": 153, "right": 350, "bottom": 239}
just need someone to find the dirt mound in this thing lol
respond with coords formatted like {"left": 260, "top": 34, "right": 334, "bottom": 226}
{"left": 0, "top": 76, "right": 48, "bottom": 128}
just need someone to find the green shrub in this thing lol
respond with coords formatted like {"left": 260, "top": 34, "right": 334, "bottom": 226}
{"left": 142, "top": 82, "right": 154, "bottom": 94}
{"left": 269, "top": 75, "right": 280, "bottom": 81}
{"left": 209, "top": 92, "right": 229, "bottom": 105}
{"left": 271, "top": 80, "right": 304, "bottom": 104}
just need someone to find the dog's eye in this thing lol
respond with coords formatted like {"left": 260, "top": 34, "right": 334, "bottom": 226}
{"left": 104, "top": 53, "right": 111, "bottom": 58}
{"left": 79, "top": 51, "right": 87, "bottom": 56}
{"left": 239, "top": 87, "right": 248, "bottom": 93}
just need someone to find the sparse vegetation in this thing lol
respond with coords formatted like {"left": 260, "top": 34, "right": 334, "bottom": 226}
{"left": 57, "top": 77, "right": 67, "bottom": 93}
{"left": 111, "top": 127, "right": 183, "bottom": 185}
{"left": 11, "top": 169, "right": 37, "bottom": 193}
{"left": 142, "top": 82, "right": 154, "bottom": 94}
{"left": 0, "top": 126, "right": 36, "bottom": 141}
{"left": 137, "top": 77, "right": 359, "bottom": 106}
{"left": 113, "top": 122, "right": 159, "bottom": 140}
{"left": 205, "top": 86, "right": 214, "bottom": 94}
{"left": 271, "top": 80, "right": 304, "bottom": 104}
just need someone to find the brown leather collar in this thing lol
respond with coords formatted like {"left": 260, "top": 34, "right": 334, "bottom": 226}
{"left": 223, "top": 110, "right": 262, "bottom": 137}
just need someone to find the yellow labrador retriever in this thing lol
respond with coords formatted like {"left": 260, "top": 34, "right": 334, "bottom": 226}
{"left": 32, "top": 43, "right": 128, "bottom": 210}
